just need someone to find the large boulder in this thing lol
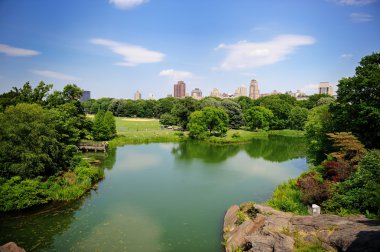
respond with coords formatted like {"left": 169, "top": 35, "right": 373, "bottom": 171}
{"left": 223, "top": 204, "right": 380, "bottom": 252}
{"left": 0, "top": 242, "right": 26, "bottom": 252}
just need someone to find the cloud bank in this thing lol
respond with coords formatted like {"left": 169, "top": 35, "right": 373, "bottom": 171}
{"left": 330, "top": 0, "right": 378, "bottom": 5}
{"left": 350, "top": 13, "right": 373, "bottom": 22}
{"left": 215, "top": 35, "right": 315, "bottom": 70}
{"left": 159, "top": 69, "right": 193, "bottom": 80}
{"left": 90, "top": 38, "right": 165, "bottom": 66}
{"left": 109, "top": 0, "right": 148, "bottom": 9}
{"left": 0, "top": 44, "right": 40, "bottom": 57}
{"left": 31, "top": 70, "right": 79, "bottom": 81}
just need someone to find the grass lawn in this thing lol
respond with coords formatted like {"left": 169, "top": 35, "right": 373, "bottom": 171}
{"left": 115, "top": 117, "right": 161, "bottom": 132}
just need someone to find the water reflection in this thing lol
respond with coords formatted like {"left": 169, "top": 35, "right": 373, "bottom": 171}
{"left": 173, "top": 136, "right": 306, "bottom": 163}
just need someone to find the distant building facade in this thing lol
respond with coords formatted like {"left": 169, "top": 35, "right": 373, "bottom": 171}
{"left": 174, "top": 81, "right": 186, "bottom": 98}
{"left": 191, "top": 88, "right": 202, "bottom": 99}
{"left": 80, "top": 91, "right": 91, "bottom": 102}
{"left": 210, "top": 88, "right": 221, "bottom": 98}
{"left": 134, "top": 90, "right": 142, "bottom": 100}
{"left": 319, "top": 82, "right": 334, "bottom": 96}
{"left": 235, "top": 85, "right": 247, "bottom": 97}
{"left": 249, "top": 79, "right": 260, "bottom": 100}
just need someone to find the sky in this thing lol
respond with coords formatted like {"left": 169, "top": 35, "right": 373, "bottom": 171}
{"left": 0, "top": 0, "right": 379, "bottom": 99}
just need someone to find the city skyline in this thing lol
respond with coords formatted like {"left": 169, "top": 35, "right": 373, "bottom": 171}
{"left": 0, "top": 0, "right": 379, "bottom": 99}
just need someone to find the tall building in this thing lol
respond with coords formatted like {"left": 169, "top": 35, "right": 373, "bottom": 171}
{"left": 134, "top": 90, "right": 141, "bottom": 100}
{"left": 174, "top": 81, "right": 186, "bottom": 98}
{"left": 80, "top": 90, "right": 91, "bottom": 102}
{"left": 235, "top": 85, "right": 247, "bottom": 97}
{"left": 191, "top": 88, "right": 202, "bottom": 99}
{"left": 319, "top": 82, "right": 334, "bottom": 96}
{"left": 249, "top": 79, "right": 260, "bottom": 100}
{"left": 210, "top": 88, "right": 221, "bottom": 98}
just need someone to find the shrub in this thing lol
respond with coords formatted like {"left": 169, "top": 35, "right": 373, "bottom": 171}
{"left": 267, "top": 179, "right": 308, "bottom": 215}
{"left": 322, "top": 160, "right": 351, "bottom": 182}
{"left": 296, "top": 172, "right": 330, "bottom": 205}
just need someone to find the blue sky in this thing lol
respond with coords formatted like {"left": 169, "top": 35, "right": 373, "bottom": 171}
{"left": 0, "top": 0, "right": 379, "bottom": 99}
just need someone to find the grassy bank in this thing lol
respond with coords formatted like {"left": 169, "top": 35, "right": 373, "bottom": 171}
{"left": 0, "top": 160, "right": 103, "bottom": 212}
{"left": 109, "top": 117, "right": 305, "bottom": 146}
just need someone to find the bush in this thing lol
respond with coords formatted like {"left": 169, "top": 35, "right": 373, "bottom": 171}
{"left": 323, "top": 149, "right": 380, "bottom": 216}
{"left": 296, "top": 172, "right": 330, "bottom": 205}
{"left": 267, "top": 179, "right": 308, "bottom": 215}
{"left": 322, "top": 160, "right": 351, "bottom": 182}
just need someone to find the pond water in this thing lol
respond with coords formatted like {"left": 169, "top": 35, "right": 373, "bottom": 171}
{"left": 0, "top": 136, "right": 307, "bottom": 251}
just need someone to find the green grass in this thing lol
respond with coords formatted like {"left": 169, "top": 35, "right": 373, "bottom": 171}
{"left": 115, "top": 117, "right": 161, "bottom": 132}
{"left": 266, "top": 178, "right": 309, "bottom": 215}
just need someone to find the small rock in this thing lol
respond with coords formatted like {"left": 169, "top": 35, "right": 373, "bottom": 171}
{"left": 0, "top": 242, "right": 26, "bottom": 252}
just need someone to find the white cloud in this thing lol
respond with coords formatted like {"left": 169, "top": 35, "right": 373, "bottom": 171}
{"left": 109, "top": 0, "right": 148, "bottom": 9}
{"left": 350, "top": 13, "right": 373, "bottom": 22}
{"left": 330, "top": 0, "right": 378, "bottom": 5}
{"left": 159, "top": 69, "right": 193, "bottom": 80}
{"left": 0, "top": 44, "right": 40, "bottom": 57}
{"left": 31, "top": 70, "right": 79, "bottom": 81}
{"left": 90, "top": 38, "right": 165, "bottom": 66}
{"left": 340, "top": 53, "right": 353, "bottom": 59}
{"left": 215, "top": 35, "right": 315, "bottom": 70}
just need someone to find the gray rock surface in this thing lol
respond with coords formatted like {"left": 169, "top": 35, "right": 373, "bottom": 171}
{"left": 223, "top": 203, "right": 380, "bottom": 252}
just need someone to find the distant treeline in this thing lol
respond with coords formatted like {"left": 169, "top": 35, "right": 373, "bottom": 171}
{"left": 82, "top": 93, "right": 334, "bottom": 131}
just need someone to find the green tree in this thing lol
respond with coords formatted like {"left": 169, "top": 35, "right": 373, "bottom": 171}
{"left": 330, "top": 52, "right": 380, "bottom": 148}
{"left": 104, "top": 111, "right": 117, "bottom": 138}
{"left": 221, "top": 99, "right": 244, "bottom": 129}
{"left": 234, "top": 96, "right": 253, "bottom": 112}
{"left": 244, "top": 106, "right": 274, "bottom": 131}
{"left": 0, "top": 104, "right": 68, "bottom": 178}
{"left": 187, "top": 111, "right": 208, "bottom": 139}
{"left": 297, "top": 94, "right": 331, "bottom": 109}
{"left": 159, "top": 113, "right": 177, "bottom": 126}
{"left": 171, "top": 97, "right": 200, "bottom": 129}
{"left": 200, "top": 97, "right": 222, "bottom": 109}
{"left": 288, "top": 106, "right": 309, "bottom": 130}
{"left": 188, "top": 107, "right": 229, "bottom": 139}
{"left": 92, "top": 110, "right": 116, "bottom": 140}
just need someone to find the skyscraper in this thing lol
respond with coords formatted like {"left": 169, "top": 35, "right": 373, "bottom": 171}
{"left": 80, "top": 91, "right": 91, "bottom": 101}
{"left": 234, "top": 85, "right": 247, "bottom": 97}
{"left": 318, "top": 82, "right": 334, "bottom": 96}
{"left": 191, "top": 88, "right": 202, "bottom": 99}
{"left": 249, "top": 79, "right": 260, "bottom": 100}
{"left": 134, "top": 90, "right": 141, "bottom": 100}
{"left": 210, "top": 88, "right": 221, "bottom": 98}
{"left": 174, "top": 81, "right": 186, "bottom": 98}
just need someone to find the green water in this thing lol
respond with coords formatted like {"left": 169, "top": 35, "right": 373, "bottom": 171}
{"left": 0, "top": 136, "right": 307, "bottom": 251}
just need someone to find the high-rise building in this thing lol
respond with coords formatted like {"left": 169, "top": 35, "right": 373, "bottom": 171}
{"left": 249, "top": 79, "right": 260, "bottom": 100}
{"left": 174, "top": 81, "right": 186, "bottom": 98}
{"left": 319, "top": 82, "right": 334, "bottom": 96}
{"left": 134, "top": 90, "right": 142, "bottom": 100}
{"left": 191, "top": 88, "right": 202, "bottom": 99}
{"left": 234, "top": 85, "right": 247, "bottom": 97}
{"left": 210, "top": 88, "right": 221, "bottom": 98}
{"left": 80, "top": 91, "right": 91, "bottom": 101}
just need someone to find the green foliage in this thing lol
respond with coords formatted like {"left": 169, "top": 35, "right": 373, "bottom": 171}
{"left": 188, "top": 107, "right": 229, "bottom": 139}
{"left": 323, "top": 149, "right": 380, "bottom": 216}
{"left": 159, "top": 112, "right": 177, "bottom": 126}
{"left": 0, "top": 103, "right": 66, "bottom": 178}
{"left": 92, "top": 110, "right": 116, "bottom": 140}
{"left": 0, "top": 162, "right": 102, "bottom": 212}
{"left": 244, "top": 106, "right": 274, "bottom": 131}
{"left": 267, "top": 179, "right": 308, "bottom": 215}
{"left": 221, "top": 99, "right": 244, "bottom": 129}
{"left": 297, "top": 94, "right": 331, "bottom": 109}
{"left": 305, "top": 104, "right": 334, "bottom": 164}
{"left": 236, "top": 211, "right": 247, "bottom": 225}
{"left": 200, "top": 97, "right": 222, "bottom": 109}
{"left": 288, "top": 106, "right": 309, "bottom": 130}
{"left": 330, "top": 52, "right": 380, "bottom": 149}
{"left": 170, "top": 97, "right": 200, "bottom": 129}
{"left": 254, "top": 94, "right": 295, "bottom": 129}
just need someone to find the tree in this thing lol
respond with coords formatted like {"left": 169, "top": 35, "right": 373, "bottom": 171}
{"left": 305, "top": 104, "right": 334, "bottom": 164}
{"left": 234, "top": 96, "right": 253, "bottom": 112}
{"left": 221, "top": 99, "right": 244, "bottom": 129}
{"left": 0, "top": 104, "right": 70, "bottom": 178}
{"left": 171, "top": 97, "right": 200, "bottom": 129}
{"left": 254, "top": 94, "right": 294, "bottom": 129}
{"left": 297, "top": 94, "right": 330, "bottom": 109}
{"left": 330, "top": 52, "right": 380, "bottom": 148}
{"left": 187, "top": 107, "right": 229, "bottom": 139}
{"left": 92, "top": 110, "right": 116, "bottom": 140}
{"left": 244, "top": 106, "right": 274, "bottom": 131}
{"left": 159, "top": 113, "right": 177, "bottom": 126}
{"left": 288, "top": 106, "right": 309, "bottom": 130}
{"left": 200, "top": 97, "right": 222, "bottom": 109}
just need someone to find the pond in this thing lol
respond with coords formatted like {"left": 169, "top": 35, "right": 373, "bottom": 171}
{"left": 0, "top": 136, "right": 308, "bottom": 251}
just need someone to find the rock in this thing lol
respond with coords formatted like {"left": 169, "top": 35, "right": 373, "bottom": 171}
{"left": 223, "top": 204, "right": 380, "bottom": 252}
{"left": 0, "top": 242, "right": 26, "bottom": 252}
{"left": 223, "top": 205, "right": 239, "bottom": 232}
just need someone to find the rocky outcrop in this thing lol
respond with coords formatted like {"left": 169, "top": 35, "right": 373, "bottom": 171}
{"left": 0, "top": 242, "right": 26, "bottom": 252}
{"left": 223, "top": 203, "right": 380, "bottom": 252}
